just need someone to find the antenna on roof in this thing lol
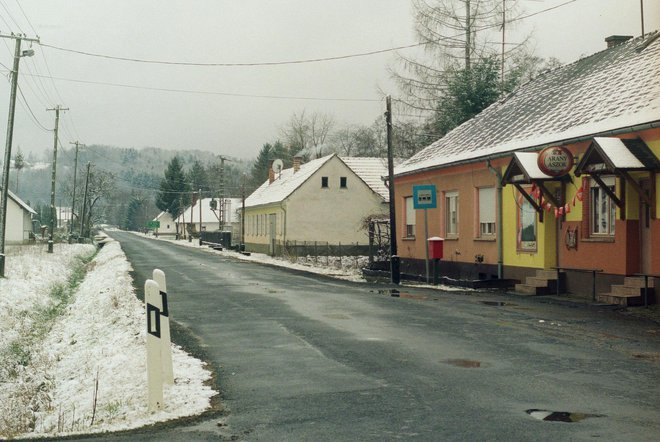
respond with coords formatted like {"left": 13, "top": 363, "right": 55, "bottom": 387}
{"left": 272, "top": 159, "right": 284, "bottom": 178}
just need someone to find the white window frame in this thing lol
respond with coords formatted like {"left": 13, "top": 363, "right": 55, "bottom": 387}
{"left": 405, "top": 196, "right": 415, "bottom": 238}
{"left": 478, "top": 187, "right": 496, "bottom": 237}
{"left": 590, "top": 176, "right": 616, "bottom": 236}
{"left": 445, "top": 191, "right": 459, "bottom": 237}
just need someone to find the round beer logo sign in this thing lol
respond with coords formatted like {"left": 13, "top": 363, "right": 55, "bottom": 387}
{"left": 537, "top": 146, "right": 574, "bottom": 177}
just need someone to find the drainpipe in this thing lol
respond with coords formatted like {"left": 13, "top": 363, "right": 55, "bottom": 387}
{"left": 487, "top": 159, "right": 504, "bottom": 279}
{"left": 280, "top": 201, "right": 287, "bottom": 245}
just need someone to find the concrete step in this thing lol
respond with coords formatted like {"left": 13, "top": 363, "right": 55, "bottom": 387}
{"left": 597, "top": 292, "right": 643, "bottom": 307}
{"left": 526, "top": 277, "right": 553, "bottom": 287}
{"left": 611, "top": 285, "right": 655, "bottom": 296}
{"left": 535, "top": 269, "right": 561, "bottom": 280}
{"left": 514, "top": 283, "right": 549, "bottom": 296}
{"left": 624, "top": 277, "right": 655, "bottom": 288}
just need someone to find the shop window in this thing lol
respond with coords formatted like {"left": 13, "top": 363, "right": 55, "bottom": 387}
{"left": 478, "top": 187, "right": 496, "bottom": 237}
{"left": 590, "top": 176, "right": 616, "bottom": 236}
{"left": 517, "top": 190, "right": 537, "bottom": 251}
{"left": 445, "top": 191, "right": 458, "bottom": 237}
{"left": 405, "top": 197, "right": 415, "bottom": 238}
{"left": 321, "top": 176, "right": 329, "bottom": 188}
{"left": 340, "top": 177, "right": 347, "bottom": 188}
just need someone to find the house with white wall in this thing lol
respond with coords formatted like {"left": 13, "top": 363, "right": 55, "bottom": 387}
{"left": 176, "top": 197, "right": 241, "bottom": 238}
{"left": 153, "top": 211, "right": 177, "bottom": 236}
{"left": 244, "top": 154, "right": 390, "bottom": 254}
{"left": 5, "top": 189, "right": 36, "bottom": 244}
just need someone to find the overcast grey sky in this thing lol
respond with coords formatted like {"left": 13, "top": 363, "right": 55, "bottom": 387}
{"left": 1, "top": 0, "right": 658, "bottom": 160}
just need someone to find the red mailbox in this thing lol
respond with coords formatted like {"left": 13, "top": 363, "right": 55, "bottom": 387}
{"left": 428, "top": 237, "right": 444, "bottom": 260}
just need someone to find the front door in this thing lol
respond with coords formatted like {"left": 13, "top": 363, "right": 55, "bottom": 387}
{"left": 639, "top": 179, "right": 652, "bottom": 274}
{"left": 269, "top": 214, "right": 277, "bottom": 256}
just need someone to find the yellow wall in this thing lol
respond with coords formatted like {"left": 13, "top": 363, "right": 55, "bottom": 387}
{"left": 244, "top": 205, "right": 284, "bottom": 246}
{"left": 502, "top": 181, "right": 558, "bottom": 270}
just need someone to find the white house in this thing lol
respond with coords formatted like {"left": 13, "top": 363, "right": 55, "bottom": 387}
{"left": 244, "top": 154, "right": 390, "bottom": 254}
{"left": 176, "top": 197, "right": 241, "bottom": 238}
{"left": 5, "top": 189, "right": 36, "bottom": 244}
{"left": 153, "top": 211, "right": 177, "bottom": 236}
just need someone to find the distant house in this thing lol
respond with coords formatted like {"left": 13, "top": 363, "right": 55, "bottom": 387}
{"left": 244, "top": 154, "right": 390, "bottom": 255}
{"left": 153, "top": 211, "right": 177, "bottom": 236}
{"left": 176, "top": 197, "right": 241, "bottom": 238}
{"left": 393, "top": 33, "right": 660, "bottom": 303}
{"left": 4, "top": 189, "right": 36, "bottom": 244}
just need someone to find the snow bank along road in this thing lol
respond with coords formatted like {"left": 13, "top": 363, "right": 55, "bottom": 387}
{"left": 0, "top": 240, "right": 216, "bottom": 439}
{"left": 85, "top": 230, "right": 660, "bottom": 441}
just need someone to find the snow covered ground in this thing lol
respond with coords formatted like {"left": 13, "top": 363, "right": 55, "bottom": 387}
{"left": 0, "top": 238, "right": 216, "bottom": 439}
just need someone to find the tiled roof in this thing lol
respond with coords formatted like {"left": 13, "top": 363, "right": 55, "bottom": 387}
{"left": 246, "top": 154, "right": 392, "bottom": 207}
{"left": 396, "top": 32, "right": 660, "bottom": 177}
{"left": 340, "top": 157, "right": 391, "bottom": 200}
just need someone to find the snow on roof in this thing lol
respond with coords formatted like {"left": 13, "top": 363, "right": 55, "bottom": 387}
{"left": 7, "top": 189, "right": 36, "bottom": 214}
{"left": 513, "top": 152, "right": 553, "bottom": 180}
{"left": 340, "top": 157, "right": 391, "bottom": 200}
{"left": 245, "top": 154, "right": 335, "bottom": 208}
{"left": 396, "top": 32, "right": 660, "bottom": 177}
{"left": 592, "top": 137, "right": 645, "bottom": 168}
{"left": 177, "top": 198, "right": 242, "bottom": 224}
{"left": 245, "top": 154, "right": 392, "bottom": 208}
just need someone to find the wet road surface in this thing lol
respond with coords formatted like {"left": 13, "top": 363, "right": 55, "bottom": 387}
{"left": 64, "top": 231, "right": 660, "bottom": 441}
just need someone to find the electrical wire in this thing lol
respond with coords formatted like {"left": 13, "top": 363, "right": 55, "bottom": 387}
{"left": 36, "top": 1, "right": 578, "bottom": 67}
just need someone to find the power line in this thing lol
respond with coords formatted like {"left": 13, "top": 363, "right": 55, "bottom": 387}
{"left": 0, "top": 70, "right": 382, "bottom": 102}
{"left": 36, "top": 1, "right": 578, "bottom": 68}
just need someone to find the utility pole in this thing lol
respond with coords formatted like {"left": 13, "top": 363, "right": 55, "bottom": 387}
{"left": 80, "top": 162, "right": 91, "bottom": 239}
{"left": 69, "top": 141, "right": 84, "bottom": 242}
{"left": 385, "top": 96, "right": 400, "bottom": 284}
{"left": 198, "top": 189, "right": 203, "bottom": 246}
{"left": 241, "top": 173, "right": 246, "bottom": 251}
{"left": 465, "top": 0, "right": 471, "bottom": 71}
{"left": 217, "top": 155, "right": 231, "bottom": 231}
{"left": 46, "top": 105, "right": 69, "bottom": 253}
{"left": 501, "top": 0, "right": 506, "bottom": 95}
{"left": 0, "top": 33, "right": 39, "bottom": 277}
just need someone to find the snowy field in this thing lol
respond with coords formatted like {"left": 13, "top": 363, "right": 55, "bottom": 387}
{"left": 0, "top": 239, "right": 216, "bottom": 439}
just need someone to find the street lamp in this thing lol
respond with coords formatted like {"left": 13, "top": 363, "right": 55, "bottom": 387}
{"left": 0, "top": 35, "right": 38, "bottom": 277}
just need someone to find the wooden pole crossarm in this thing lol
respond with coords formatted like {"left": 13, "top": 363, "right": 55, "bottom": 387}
{"left": 591, "top": 173, "right": 624, "bottom": 208}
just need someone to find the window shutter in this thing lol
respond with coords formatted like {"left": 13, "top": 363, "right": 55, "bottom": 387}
{"left": 479, "top": 188, "right": 496, "bottom": 224}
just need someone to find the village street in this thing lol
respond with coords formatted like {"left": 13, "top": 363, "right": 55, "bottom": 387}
{"left": 74, "top": 231, "right": 660, "bottom": 441}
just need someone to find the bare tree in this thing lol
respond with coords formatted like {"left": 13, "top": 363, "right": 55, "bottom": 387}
{"left": 281, "top": 110, "right": 335, "bottom": 159}
{"left": 82, "top": 167, "right": 116, "bottom": 236}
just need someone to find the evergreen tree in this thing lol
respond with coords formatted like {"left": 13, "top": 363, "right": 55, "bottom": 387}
{"left": 13, "top": 147, "right": 25, "bottom": 192}
{"left": 249, "top": 141, "right": 289, "bottom": 189}
{"left": 186, "top": 160, "right": 209, "bottom": 193}
{"left": 156, "top": 156, "right": 189, "bottom": 218}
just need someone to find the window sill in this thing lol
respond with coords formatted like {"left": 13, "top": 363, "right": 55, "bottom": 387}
{"left": 474, "top": 237, "right": 496, "bottom": 242}
{"left": 444, "top": 236, "right": 459, "bottom": 241}
{"left": 402, "top": 236, "right": 416, "bottom": 241}
{"left": 581, "top": 236, "right": 615, "bottom": 243}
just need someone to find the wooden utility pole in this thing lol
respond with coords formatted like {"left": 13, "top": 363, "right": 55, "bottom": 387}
{"left": 385, "top": 96, "right": 400, "bottom": 284}
{"left": 69, "top": 141, "right": 84, "bottom": 242}
{"left": 46, "top": 105, "right": 69, "bottom": 253}
{"left": 465, "top": 0, "right": 471, "bottom": 71}
{"left": 80, "top": 162, "right": 91, "bottom": 239}
{"left": 198, "top": 189, "right": 203, "bottom": 246}
{"left": 241, "top": 173, "right": 246, "bottom": 250}
{"left": 0, "top": 33, "right": 39, "bottom": 276}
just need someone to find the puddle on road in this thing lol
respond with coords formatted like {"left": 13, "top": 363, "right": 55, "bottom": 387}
{"left": 481, "top": 301, "right": 513, "bottom": 307}
{"left": 442, "top": 359, "right": 483, "bottom": 368}
{"left": 526, "top": 409, "right": 604, "bottom": 423}
{"left": 372, "top": 289, "right": 429, "bottom": 301}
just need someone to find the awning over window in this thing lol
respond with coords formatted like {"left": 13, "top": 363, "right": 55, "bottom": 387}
{"left": 574, "top": 137, "right": 659, "bottom": 220}
{"left": 574, "top": 137, "right": 659, "bottom": 176}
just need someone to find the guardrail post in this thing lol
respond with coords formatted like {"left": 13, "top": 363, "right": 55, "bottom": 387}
{"left": 153, "top": 269, "right": 174, "bottom": 385}
{"left": 145, "top": 279, "right": 163, "bottom": 411}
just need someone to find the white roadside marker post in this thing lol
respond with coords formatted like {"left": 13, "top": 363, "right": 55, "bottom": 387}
{"left": 145, "top": 279, "right": 163, "bottom": 411}
{"left": 153, "top": 269, "right": 174, "bottom": 385}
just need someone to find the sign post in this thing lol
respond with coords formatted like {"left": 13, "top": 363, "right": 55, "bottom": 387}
{"left": 145, "top": 279, "right": 163, "bottom": 411}
{"left": 153, "top": 269, "right": 174, "bottom": 385}
{"left": 413, "top": 185, "right": 437, "bottom": 283}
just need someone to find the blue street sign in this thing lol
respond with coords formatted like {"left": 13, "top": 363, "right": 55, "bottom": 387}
{"left": 413, "top": 184, "right": 437, "bottom": 209}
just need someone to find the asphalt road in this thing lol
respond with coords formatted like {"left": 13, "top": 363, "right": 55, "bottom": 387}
{"left": 67, "top": 231, "right": 660, "bottom": 441}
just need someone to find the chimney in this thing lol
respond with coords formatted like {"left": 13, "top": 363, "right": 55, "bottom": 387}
{"left": 268, "top": 160, "right": 275, "bottom": 184}
{"left": 605, "top": 35, "right": 633, "bottom": 49}
{"left": 293, "top": 156, "right": 302, "bottom": 173}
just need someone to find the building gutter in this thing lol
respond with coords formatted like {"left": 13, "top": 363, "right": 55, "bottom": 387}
{"left": 486, "top": 160, "right": 504, "bottom": 280}
{"left": 394, "top": 121, "right": 660, "bottom": 179}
